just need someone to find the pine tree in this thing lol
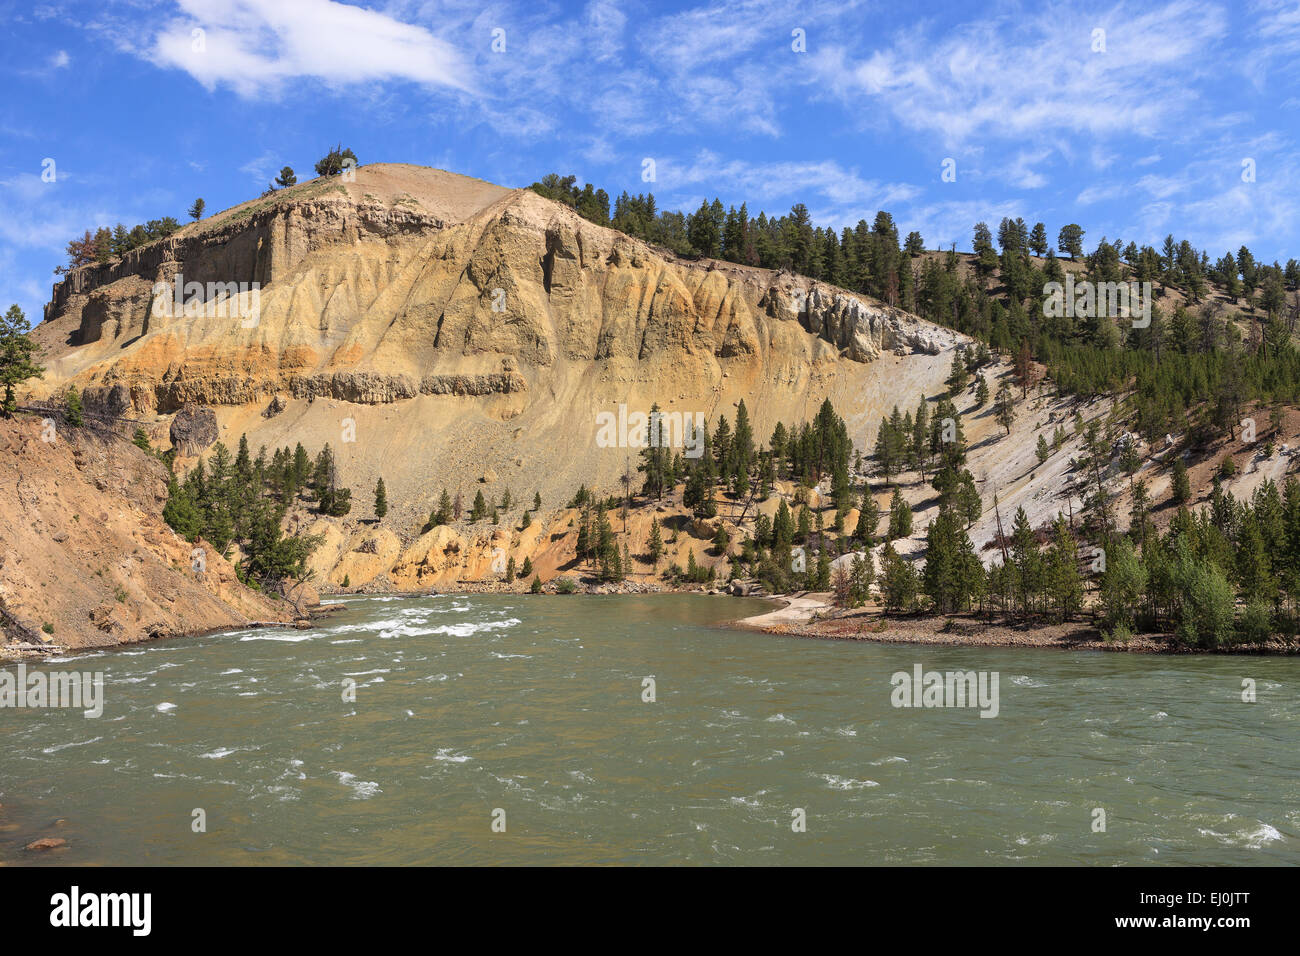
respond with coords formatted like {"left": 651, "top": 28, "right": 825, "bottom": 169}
{"left": 946, "top": 351, "right": 969, "bottom": 395}
{"left": 638, "top": 402, "right": 670, "bottom": 499}
{"left": 1099, "top": 537, "right": 1146, "bottom": 629}
{"left": 310, "top": 444, "right": 352, "bottom": 517}
{"left": 854, "top": 490, "right": 879, "bottom": 545}
{"left": 910, "top": 399, "right": 930, "bottom": 475}
{"left": 291, "top": 443, "right": 311, "bottom": 491}
{"left": 575, "top": 507, "right": 591, "bottom": 564}
{"left": 470, "top": 489, "right": 487, "bottom": 521}
{"left": 1171, "top": 458, "right": 1191, "bottom": 505}
{"left": 732, "top": 399, "right": 754, "bottom": 496}
{"left": 0, "top": 305, "right": 44, "bottom": 416}
{"left": 922, "top": 508, "right": 983, "bottom": 614}
{"left": 1045, "top": 515, "right": 1083, "bottom": 621}
{"left": 887, "top": 487, "right": 912, "bottom": 539}
{"left": 1010, "top": 507, "right": 1042, "bottom": 617}
{"left": 995, "top": 381, "right": 1016, "bottom": 435}
{"left": 975, "top": 375, "right": 989, "bottom": 406}
{"left": 373, "top": 477, "right": 388, "bottom": 519}
{"left": 314, "top": 144, "right": 358, "bottom": 177}
{"left": 235, "top": 434, "right": 253, "bottom": 483}
{"left": 849, "top": 551, "right": 874, "bottom": 605}
{"left": 162, "top": 477, "right": 202, "bottom": 540}
{"left": 879, "top": 542, "right": 918, "bottom": 613}
{"left": 815, "top": 547, "right": 832, "bottom": 590}
{"left": 1057, "top": 223, "right": 1084, "bottom": 259}
{"left": 188, "top": 198, "right": 206, "bottom": 221}
{"left": 648, "top": 517, "right": 663, "bottom": 566}
{"left": 65, "top": 386, "right": 84, "bottom": 427}
{"left": 1029, "top": 222, "right": 1048, "bottom": 256}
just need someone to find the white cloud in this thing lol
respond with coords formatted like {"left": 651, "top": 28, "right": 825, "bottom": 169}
{"left": 810, "top": 1, "right": 1228, "bottom": 148}
{"left": 1245, "top": 0, "right": 1300, "bottom": 86}
{"left": 1135, "top": 172, "right": 1193, "bottom": 199}
{"left": 1076, "top": 183, "right": 1125, "bottom": 205}
{"left": 149, "top": 0, "right": 473, "bottom": 98}
{"left": 659, "top": 150, "right": 919, "bottom": 224}
{"left": 585, "top": 0, "right": 627, "bottom": 62}
{"left": 238, "top": 150, "right": 278, "bottom": 185}
{"left": 641, "top": 0, "right": 797, "bottom": 68}
{"left": 1005, "top": 148, "right": 1052, "bottom": 189}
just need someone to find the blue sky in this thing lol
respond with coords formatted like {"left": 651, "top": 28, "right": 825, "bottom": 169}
{"left": 3, "top": 0, "right": 1299, "bottom": 322}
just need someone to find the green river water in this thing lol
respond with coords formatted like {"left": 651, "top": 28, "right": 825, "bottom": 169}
{"left": 1, "top": 594, "right": 1296, "bottom": 865}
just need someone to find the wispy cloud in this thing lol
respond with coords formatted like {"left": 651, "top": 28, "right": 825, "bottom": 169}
{"left": 810, "top": 1, "right": 1228, "bottom": 148}
{"left": 238, "top": 150, "right": 279, "bottom": 185}
{"left": 658, "top": 150, "right": 920, "bottom": 224}
{"left": 900, "top": 199, "right": 1027, "bottom": 252}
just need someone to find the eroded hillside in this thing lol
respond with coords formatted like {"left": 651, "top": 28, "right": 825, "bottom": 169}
{"left": 0, "top": 416, "right": 294, "bottom": 651}
{"left": 28, "top": 164, "right": 968, "bottom": 587}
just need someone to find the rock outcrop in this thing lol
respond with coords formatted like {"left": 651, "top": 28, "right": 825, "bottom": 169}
{"left": 169, "top": 404, "right": 218, "bottom": 455}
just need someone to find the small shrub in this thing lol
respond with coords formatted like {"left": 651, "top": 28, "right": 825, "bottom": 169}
{"left": 1107, "top": 622, "right": 1134, "bottom": 644}
{"left": 1237, "top": 601, "right": 1273, "bottom": 644}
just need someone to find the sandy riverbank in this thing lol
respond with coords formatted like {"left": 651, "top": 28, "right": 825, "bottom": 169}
{"left": 733, "top": 596, "right": 1299, "bottom": 654}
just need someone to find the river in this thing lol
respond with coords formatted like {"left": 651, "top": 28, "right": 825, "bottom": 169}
{"left": 2, "top": 594, "right": 1296, "bottom": 865}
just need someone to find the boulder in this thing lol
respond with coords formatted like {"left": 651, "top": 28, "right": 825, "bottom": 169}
{"left": 169, "top": 404, "right": 218, "bottom": 456}
{"left": 24, "top": 837, "right": 67, "bottom": 851}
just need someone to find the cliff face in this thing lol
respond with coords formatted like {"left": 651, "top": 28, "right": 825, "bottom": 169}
{"left": 36, "top": 164, "right": 952, "bottom": 415}
{"left": 0, "top": 418, "right": 292, "bottom": 651}
{"left": 29, "top": 163, "right": 968, "bottom": 591}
